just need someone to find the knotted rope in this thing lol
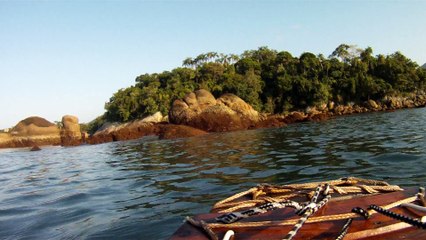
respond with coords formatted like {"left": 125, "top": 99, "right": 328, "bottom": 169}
{"left": 185, "top": 177, "right": 409, "bottom": 240}
{"left": 212, "top": 177, "right": 402, "bottom": 213}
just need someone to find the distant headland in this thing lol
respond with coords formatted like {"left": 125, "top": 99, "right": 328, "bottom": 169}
{"left": 1, "top": 44, "right": 426, "bottom": 149}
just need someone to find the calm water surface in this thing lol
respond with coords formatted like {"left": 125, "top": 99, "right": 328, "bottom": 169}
{"left": 1, "top": 108, "right": 426, "bottom": 239}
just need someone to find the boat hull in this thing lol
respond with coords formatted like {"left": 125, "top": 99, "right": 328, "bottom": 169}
{"left": 171, "top": 187, "right": 426, "bottom": 239}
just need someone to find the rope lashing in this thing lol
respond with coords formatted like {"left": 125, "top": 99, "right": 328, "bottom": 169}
{"left": 417, "top": 187, "right": 426, "bottom": 206}
{"left": 351, "top": 207, "right": 370, "bottom": 219}
{"left": 216, "top": 200, "right": 304, "bottom": 224}
{"left": 342, "top": 188, "right": 426, "bottom": 240}
{"left": 334, "top": 206, "right": 374, "bottom": 240}
{"left": 368, "top": 204, "right": 426, "bottom": 229}
{"left": 208, "top": 195, "right": 417, "bottom": 229}
{"left": 212, "top": 177, "right": 403, "bottom": 213}
{"left": 185, "top": 178, "right": 410, "bottom": 240}
{"left": 334, "top": 218, "right": 353, "bottom": 240}
{"left": 185, "top": 216, "right": 218, "bottom": 240}
{"left": 283, "top": 184, "right": 331, "bottom": 240}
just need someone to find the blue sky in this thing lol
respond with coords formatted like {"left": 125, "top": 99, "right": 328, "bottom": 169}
{"left": 1, "top": 0, "right": 425, "bottom": 129}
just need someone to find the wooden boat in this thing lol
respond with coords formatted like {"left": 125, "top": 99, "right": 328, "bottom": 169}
{"left": 171, "top": 177, "right": 426, "bottom": 239}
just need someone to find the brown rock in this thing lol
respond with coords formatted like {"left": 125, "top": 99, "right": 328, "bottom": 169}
{"left": 195, "top": 89, "right": 217, "bottom": 108}
{"left": 403, "top": 99, "right": 415, "bottom": 108}
{"left": 30, "top": 145, "right": 41, "bottom": 151}
{"left": 11, "top": 116, "right": 60, "bottom": 136}
{"left": 61, "top": 115, "right": 83, "bottom": 146}
{"left": 169, "top": 90, "right": 260, "bottom": 132}
{"left": 333, "top": 105, "right": 345, "bottom": 115}
{"left": 158, "top": 124, "right": 208, "bottom": 139}
{"left": 307, "top": 112, "right": 330, "bottom": 122}
{"left": 367, "top": 100, "right": 379, "bottom": 110}
{"left": 0, "top": 116, "right": 61, "bottom": 148}
{"left": 333, "top": 105, "right": 355, "bottom": 115}
{"left": 283, "top": 112, "right": 307, "bottom": 124}
{"left": 141, "top": 112, "right": 164, "bottom": 123}
{"left": 87, "top": 120, "right": 160, "bottom": 145}
{"left": 254, "top": 115, "right": 287, "bottom": 129}
{"left": 306, "top": 106, "right": 321, "bottom": 115}
{"left": 62, "top": 115, "right": 80, "bottom": 132}
{"left": 217, "top": 94, "right": 260, "bottom": 122}
{"left": 328, "top": 101, "right": 335, "bottom": 111}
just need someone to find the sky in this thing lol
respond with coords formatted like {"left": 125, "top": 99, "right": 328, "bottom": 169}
{"left": 1, "top": 0, "right": 425, "bottom": 129}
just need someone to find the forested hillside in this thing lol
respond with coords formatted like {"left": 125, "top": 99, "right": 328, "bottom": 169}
{"left": 91, "top": 44, "right": 426, "bottom": 131}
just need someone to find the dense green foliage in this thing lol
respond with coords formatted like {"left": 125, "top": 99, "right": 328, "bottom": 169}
{"left": 101, "top": 44, "right": 426, "bottom": 124}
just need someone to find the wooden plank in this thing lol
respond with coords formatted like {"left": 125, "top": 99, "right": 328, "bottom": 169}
{"left": 171, "top": 187, "right": 426, "bottom": 239}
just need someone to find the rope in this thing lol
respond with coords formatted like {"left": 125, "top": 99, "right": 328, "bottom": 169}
{"left": 417, "top": 187, "right": 426, "bottom": 206}
{"left": 185, "top": 177, "right": 414, "bottom": 239}
{"left": 213, "top": 187, "right": 257, "bottom": 209}
{"left": 216, "top": 200, "right": 304, "bottom": 224}
{"left": 208, "top": 195, "right": 417, "bottom": 229}
{"left": 368, "top": 204, "right": 426, "bottom": 229}
{"left": 334, "top": 218, "right": 353, "bottom": 240}
{"left": 211, "top": 177, "right": 403, "bottom": 212}
{"left": 185, "top": 216, "right": 218, "bottom": 240}
{"left": 283, "top": 184, "right": 331, "bottom": 240}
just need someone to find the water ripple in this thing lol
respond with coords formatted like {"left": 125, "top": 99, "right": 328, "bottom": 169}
{"left": 0, "top": 108, "right": 426, "bottom": 239}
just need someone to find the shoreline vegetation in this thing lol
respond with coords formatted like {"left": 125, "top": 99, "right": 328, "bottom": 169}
{"left": 1, "top": 44, "right": 426, "bottom": 149}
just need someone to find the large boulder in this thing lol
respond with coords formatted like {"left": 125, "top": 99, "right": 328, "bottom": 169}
{"left": 366, "top": 100, "right": 380, "bottom": 110}
{"left": 11, "top": 116, "right": 59, "bottom": 136}
{"left": 62, "top": 115, "right": 80, "bottom": 132}
{"left": 61, "top": 115, "right": 83, "bottom": 146}
{"left": 169, "top": 90, "right": 260, "bottom": 132}
{"left": 0, "top": 116, "right": 61, "bottom": 148}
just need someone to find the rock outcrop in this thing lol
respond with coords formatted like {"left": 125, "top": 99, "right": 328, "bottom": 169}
{"left": 11, "top": 116, "right": 60, "bottom": 136}
{"left": 140, "top": 111, "right": 165, "bottom": 123}
{"left": 158, "top": 124, "right": 208, "bottom": 140}
{"left": 61, "top": 115, "right": 83, "bottom": 146}
{"left": 0, "top": 116, "right": 62, "bottom": 148}
{"left": 87, "top": 119, "right": 160, "bottom": 145}
{"left": 169, "top": 90, "right": 260, "bottom": 132}
{"left": 1, "top": 90, "right": 426, "bottom": 149}
{"left": 30, "top": 145, "right": 41, "bottom": 151}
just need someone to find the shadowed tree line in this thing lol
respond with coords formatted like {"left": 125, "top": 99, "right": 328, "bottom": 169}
{"left": 88, "top": 44, "right": 426, "bottom": 132}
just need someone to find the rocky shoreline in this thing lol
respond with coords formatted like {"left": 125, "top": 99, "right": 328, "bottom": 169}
{"left": 1, "top": 90, "right": 426, "bottom": 150}
{"left": 0, "top": 115, "right": 83, "bottom": 149}
{"left": 86, "top": 90, "right": 426, "bottom": 145}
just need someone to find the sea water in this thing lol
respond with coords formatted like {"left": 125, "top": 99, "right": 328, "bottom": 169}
{"left": 1, "top": 108, "right": 425, "bottom": 239}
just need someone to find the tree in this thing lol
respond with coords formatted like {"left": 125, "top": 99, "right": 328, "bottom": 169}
{"left": 99, "top": 44, "right": 426, "bottom": 127}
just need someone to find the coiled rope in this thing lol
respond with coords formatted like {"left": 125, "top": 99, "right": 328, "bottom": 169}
{"left": 184, "top": 177, "right": 412, "bottom": 240}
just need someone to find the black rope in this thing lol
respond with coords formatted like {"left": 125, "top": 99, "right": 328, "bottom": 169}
{"left": 352, "top": 207, "right": 370, "bottom": 219}
{"left": 335, "top": 218, "right": 353, "bottom": 240}
{"left": 334, "top": 206, "right": 370, "bottom": 240}
{"left": 368, "top": 204, "right": 426, "bottom": 229}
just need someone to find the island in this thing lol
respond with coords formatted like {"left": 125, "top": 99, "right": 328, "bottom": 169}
{"left": 1, "top": 44, "right": 426, "bottom": 149}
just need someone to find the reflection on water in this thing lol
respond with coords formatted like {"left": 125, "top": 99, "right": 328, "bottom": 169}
{"left": 0, "top": 108, "right": 426, "bottom": 239}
